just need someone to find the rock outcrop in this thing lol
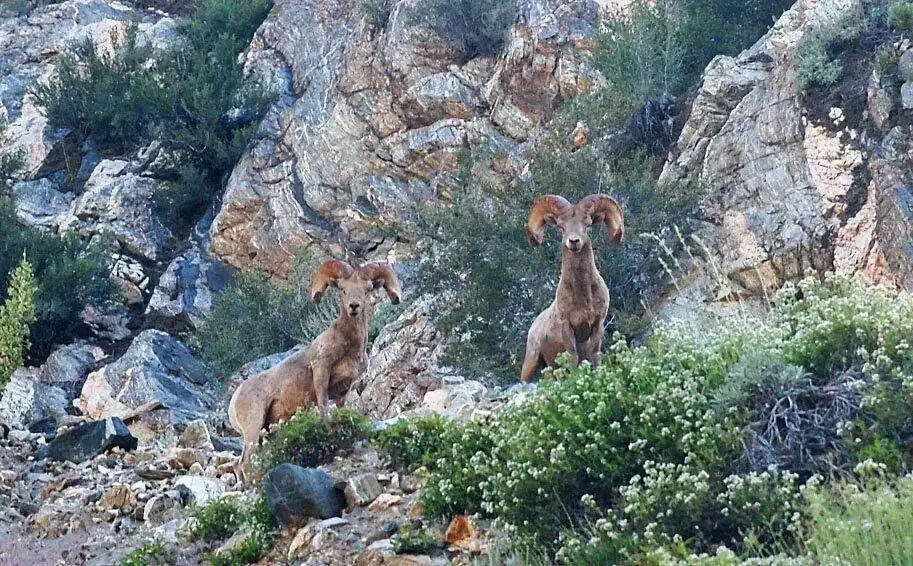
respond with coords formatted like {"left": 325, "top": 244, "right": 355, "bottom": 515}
{"left": 658, "top": 0, "right": 913, "bottom": 317}
{"left": 209, "top": 0, "right": 604, "bottom": 276}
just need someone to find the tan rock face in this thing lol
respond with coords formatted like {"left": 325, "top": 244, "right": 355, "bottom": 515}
{"left": 657, "top": 0, "right": 913, "bottom": 309}
{"left": 210, "top": 0, "right": 604, "bottom": 276}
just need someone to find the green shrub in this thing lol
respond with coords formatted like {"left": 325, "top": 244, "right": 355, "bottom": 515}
{"left": 794, "top": 11, "right": 866, "bottom": 94}
{"left": 194, "top": 254, "right": 337, "bottom": 377}
{"left": 376, "top": 415, "right": 451, "bottom": 472}
{"left": 419, "top": 276, "right": 913, "bottom": 560}
{"left": 118, "top": 541, "right": 174, "bottom": 566}
{"left": 189, "top": 498, "right": 244, "bottom": 542}
{"left": 594, "top": 0, "right": 793, "bottom": 106}
{"left": 207, "top": 529, "right": 271, "bottom": 566}
{"left": 417, "top": 0, "right": 516, "bottom": 60}
{"left": 392, "top": 523, "right": 440, "bottom": 555}
{"left": 889, "top": 2, "right": 913, "bottom": 33}
{"left": 803, "top": 479, "right": 913, "bottom": 565}
{"left": 33, "top": 0, "right": 274, "bottom": 229}
{"left": 0, "top": 256, "right": 38, "bottom": 391}
{"left": 258, "top": 407, "right": 373, "bottom": 470}
{"left": 0, "top": 202, "right": 115, "bottom": 357}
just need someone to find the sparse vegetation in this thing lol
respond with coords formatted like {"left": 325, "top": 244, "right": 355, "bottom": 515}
{"left": 206, "top": 529, "right": 271, "bottom": 566}
{"left": 0, "top": 118, "right": 24, "bottom": 191}
{"left": 194, "top": 253, "right": 336, "bottom": 377}
{"left": 258, "top": 407, "right": 373, "bottom": 470}
{"left": 889, "top": 2, "right": 913, "bottom": 34}
{"left": 118, "top": 542, "right": 174, "bottom": 566}
{"left": 416, "top": 0, "right": 516, "bottom": 60}
{"left": 392, "top": 523, "right": 440, "bottom": 555}
{"left": 0, "top": 256, "right": 38, "bottom": 392}
{"left": 0, "top": 203, "right": 114, "bottom": 358}
{"left": 189, "top": 498, "right": 245, "bottom": 542}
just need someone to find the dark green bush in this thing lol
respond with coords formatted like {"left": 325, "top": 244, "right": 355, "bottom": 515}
{"left": 890, "top": 2, "right": 913, "bottom": 33}
{"left": 0, "top": 202, "right": 115, "bottom": 357}
{"left": 594, "top": 0, "right": 793, "bottom": 106}
{"left": 417, "top": 0, "right": 516, "bottom": 60}
{"left": 376, "top": 415, "right": 451, "bottom": 472}
{"left": 118, "top": 541, "right": 174, "bottom": 566}
{"left": 194, "top": 254, "right": 336, "bottom": 377}
{"left": 206, "top": 529, "right": 270, "bottom": 566}
{"left": 258, "top": 407, "right": 373, "bottom": 470}
{"left": 392, "top": 523, "right": 440, "bottom": 555}
{"left": 33, "top": 0, "right": 274, "bottom": 229}
{"left": 189, "top": 498, "right": 244, "bottom": 542}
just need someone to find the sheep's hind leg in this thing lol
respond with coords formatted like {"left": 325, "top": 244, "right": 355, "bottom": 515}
{"left": 520, "top": 346, "right": 542, "bottom": 382}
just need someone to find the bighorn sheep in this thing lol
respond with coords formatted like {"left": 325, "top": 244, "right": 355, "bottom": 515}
{"left": 228, "top": 259, "right": 402, "bottom": 477}
{"left": 520, "top": 194, "right": 624, "bottom": 382}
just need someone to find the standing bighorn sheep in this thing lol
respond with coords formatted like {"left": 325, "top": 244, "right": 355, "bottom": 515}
{"left": 520, "top": 194, "right": 624, "bottom": 382}
{"left": 228, "top": 259, "right": 402, "bottom": 478}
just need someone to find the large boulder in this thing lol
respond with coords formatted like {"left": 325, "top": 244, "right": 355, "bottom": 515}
{"left": 209, "top": 0, "right": 604, "bottom": 276}
{"left": 10, "top": 178, "right": 74, "bottom": 230}
{"left": 78, "top": 330, "right": 216, "bottom": 438}
{"left": 263, "top": 464, "right": 345, "bottom": 528}
{"left": 0, "top": 368, "right": 68, "bottom": 430}
{"left": 60, "top": 160, "right": 175, "bottom": 261}
{"left": 39, "top": 342, "right": 107, "bottom": 403}
{"left": 37, "top": 416, "right": 138, "bottom": 463}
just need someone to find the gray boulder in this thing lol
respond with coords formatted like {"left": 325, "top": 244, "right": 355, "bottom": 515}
{"left": 11, "top": 178, "right": 74, "bottom": 230}
{"left": 78, "top": 330, "right": 215, "bottom": 433}
{"left": 0, "top": 368, "right": 68, "bottom": 430}
{"left": 38, "top": 417, "right": 137, "bottom": 463}
{"left": 264, "top": 464, "right": 345, "bottom": 528}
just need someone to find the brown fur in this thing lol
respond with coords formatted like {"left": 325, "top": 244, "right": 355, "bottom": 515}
{"left": 228, "top": 260, "right": 401, "bottom": 480}
{"left": 520, "top": 194, "right": 624, "bottom": 382}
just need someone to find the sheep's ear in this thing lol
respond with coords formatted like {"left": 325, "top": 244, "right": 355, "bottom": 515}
{"left": 525, "top": 195, "right": 571, "bottom": 246}
{"left": 358, "top": 262, "right": 402, "bottom": 305}
{"left": 579, "top": 194, "right": 624, "bottom": 246}
{"left": 311, "top": 260, "right": 355, "bottom": 302}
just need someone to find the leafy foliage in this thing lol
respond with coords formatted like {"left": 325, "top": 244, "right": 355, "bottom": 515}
{"left": 0, "top": 203, "right": 114, "bottom": 357}
{"left": 206, "top": 529, "right": 271, "bottom": 566}
{"left": 392, "top": 523, "right": 441, "bottom": 555}
{"left": 189, "top": 498, "right": 245, "bottom": 542}
{"left": 194, "top": 254, "right": 337, "bottom": 377}
{"left": 258, "top": 407, "right": 373, "bottom": 470}
{"left": 889, "top": 2, "right": 913, "bottom": 34}
{"left": 418, "top": 276, "right": 913, "bottom": 561}
{"left": 118, "top": 541, "right": 174, "bottom": 566}
{"left": 0, "top": 256, "right": 38, "bottom": 391}
{"left": 32, "top": 0, "right": 274, "bottom": 228}
{"left": 376, "top": 415, "right": 452, "bottom": 472}
{"left": 417, "top": 0, "right": 516, "bottom": 60}
{"left": 594, "top": 0, "right": 793, "bottom": 107}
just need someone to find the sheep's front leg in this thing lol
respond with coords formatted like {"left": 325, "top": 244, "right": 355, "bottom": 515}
{"left": 312, "top": 364, "right": 332, "bottom": 418}
{"left": 580, "top": 322, "right": 605, "bottom": 366}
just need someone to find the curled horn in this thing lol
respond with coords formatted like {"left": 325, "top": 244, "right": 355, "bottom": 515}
{"left": 525, "top": 195, "right": 571, "bottom": 246}
{"left": 358, "top": 261, "right": 402, "bottom": 305}
{"left": 579, "top": 194, "right": 624, "bottom": 246}
{"left": 311, "top": 260, "right": 355, "bottom": 302}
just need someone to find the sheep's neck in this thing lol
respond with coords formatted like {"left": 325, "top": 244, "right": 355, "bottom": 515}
{"left": 556, "top": 242, "right": 601, "bottom": 308}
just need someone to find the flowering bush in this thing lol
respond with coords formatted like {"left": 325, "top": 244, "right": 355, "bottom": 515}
{"left": 419, "top": 275, "right": 913, "bottom": 561}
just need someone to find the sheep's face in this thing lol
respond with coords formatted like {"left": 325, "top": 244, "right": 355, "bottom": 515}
{"left": 335, "top": 276, "right": 377, "bottom": 318}
{"left": 554, "top": 207, "right": 594, "bottom": 253}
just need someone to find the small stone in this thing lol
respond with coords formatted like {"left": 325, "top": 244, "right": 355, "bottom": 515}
{"left": 367, "top": 493, "right": 402, "bottom": 512}
{"left": 219, "top": 473, "right": 236, "bottom": 486}
{"left": 99, "top": 484, "right": 132, "bottom": 511}
{"left": 167, "top": 448, "right": 198, "bottom": 469}
{"left": 203, "top": 465, "right": 219, "bottom": 478}
{"left": 179, "top": 420, "right": 214, "bottom": 451}
{"left": 470, "top": 409, "right": 493, "bottom": 423}
{"left": 344, "top": 473, "right": 384, "bottom": 508}
{"left": 144, "top": 493, "right": 179, "bottom": 523}
{"left": 408, "top": 502, "right": 425, "bottom": 519}
{"left": 175, "top": 476, "right": 225, "bottom": 506}
{"left": 902, "top": 82, "right": 913, "bottom": 109}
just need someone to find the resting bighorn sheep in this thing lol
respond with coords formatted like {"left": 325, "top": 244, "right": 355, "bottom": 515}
{"left": 520, "top": 194, "right": 624, "bottom": 382}
{"left": 228, "top": 259, "right": 402, "bottom": 477}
